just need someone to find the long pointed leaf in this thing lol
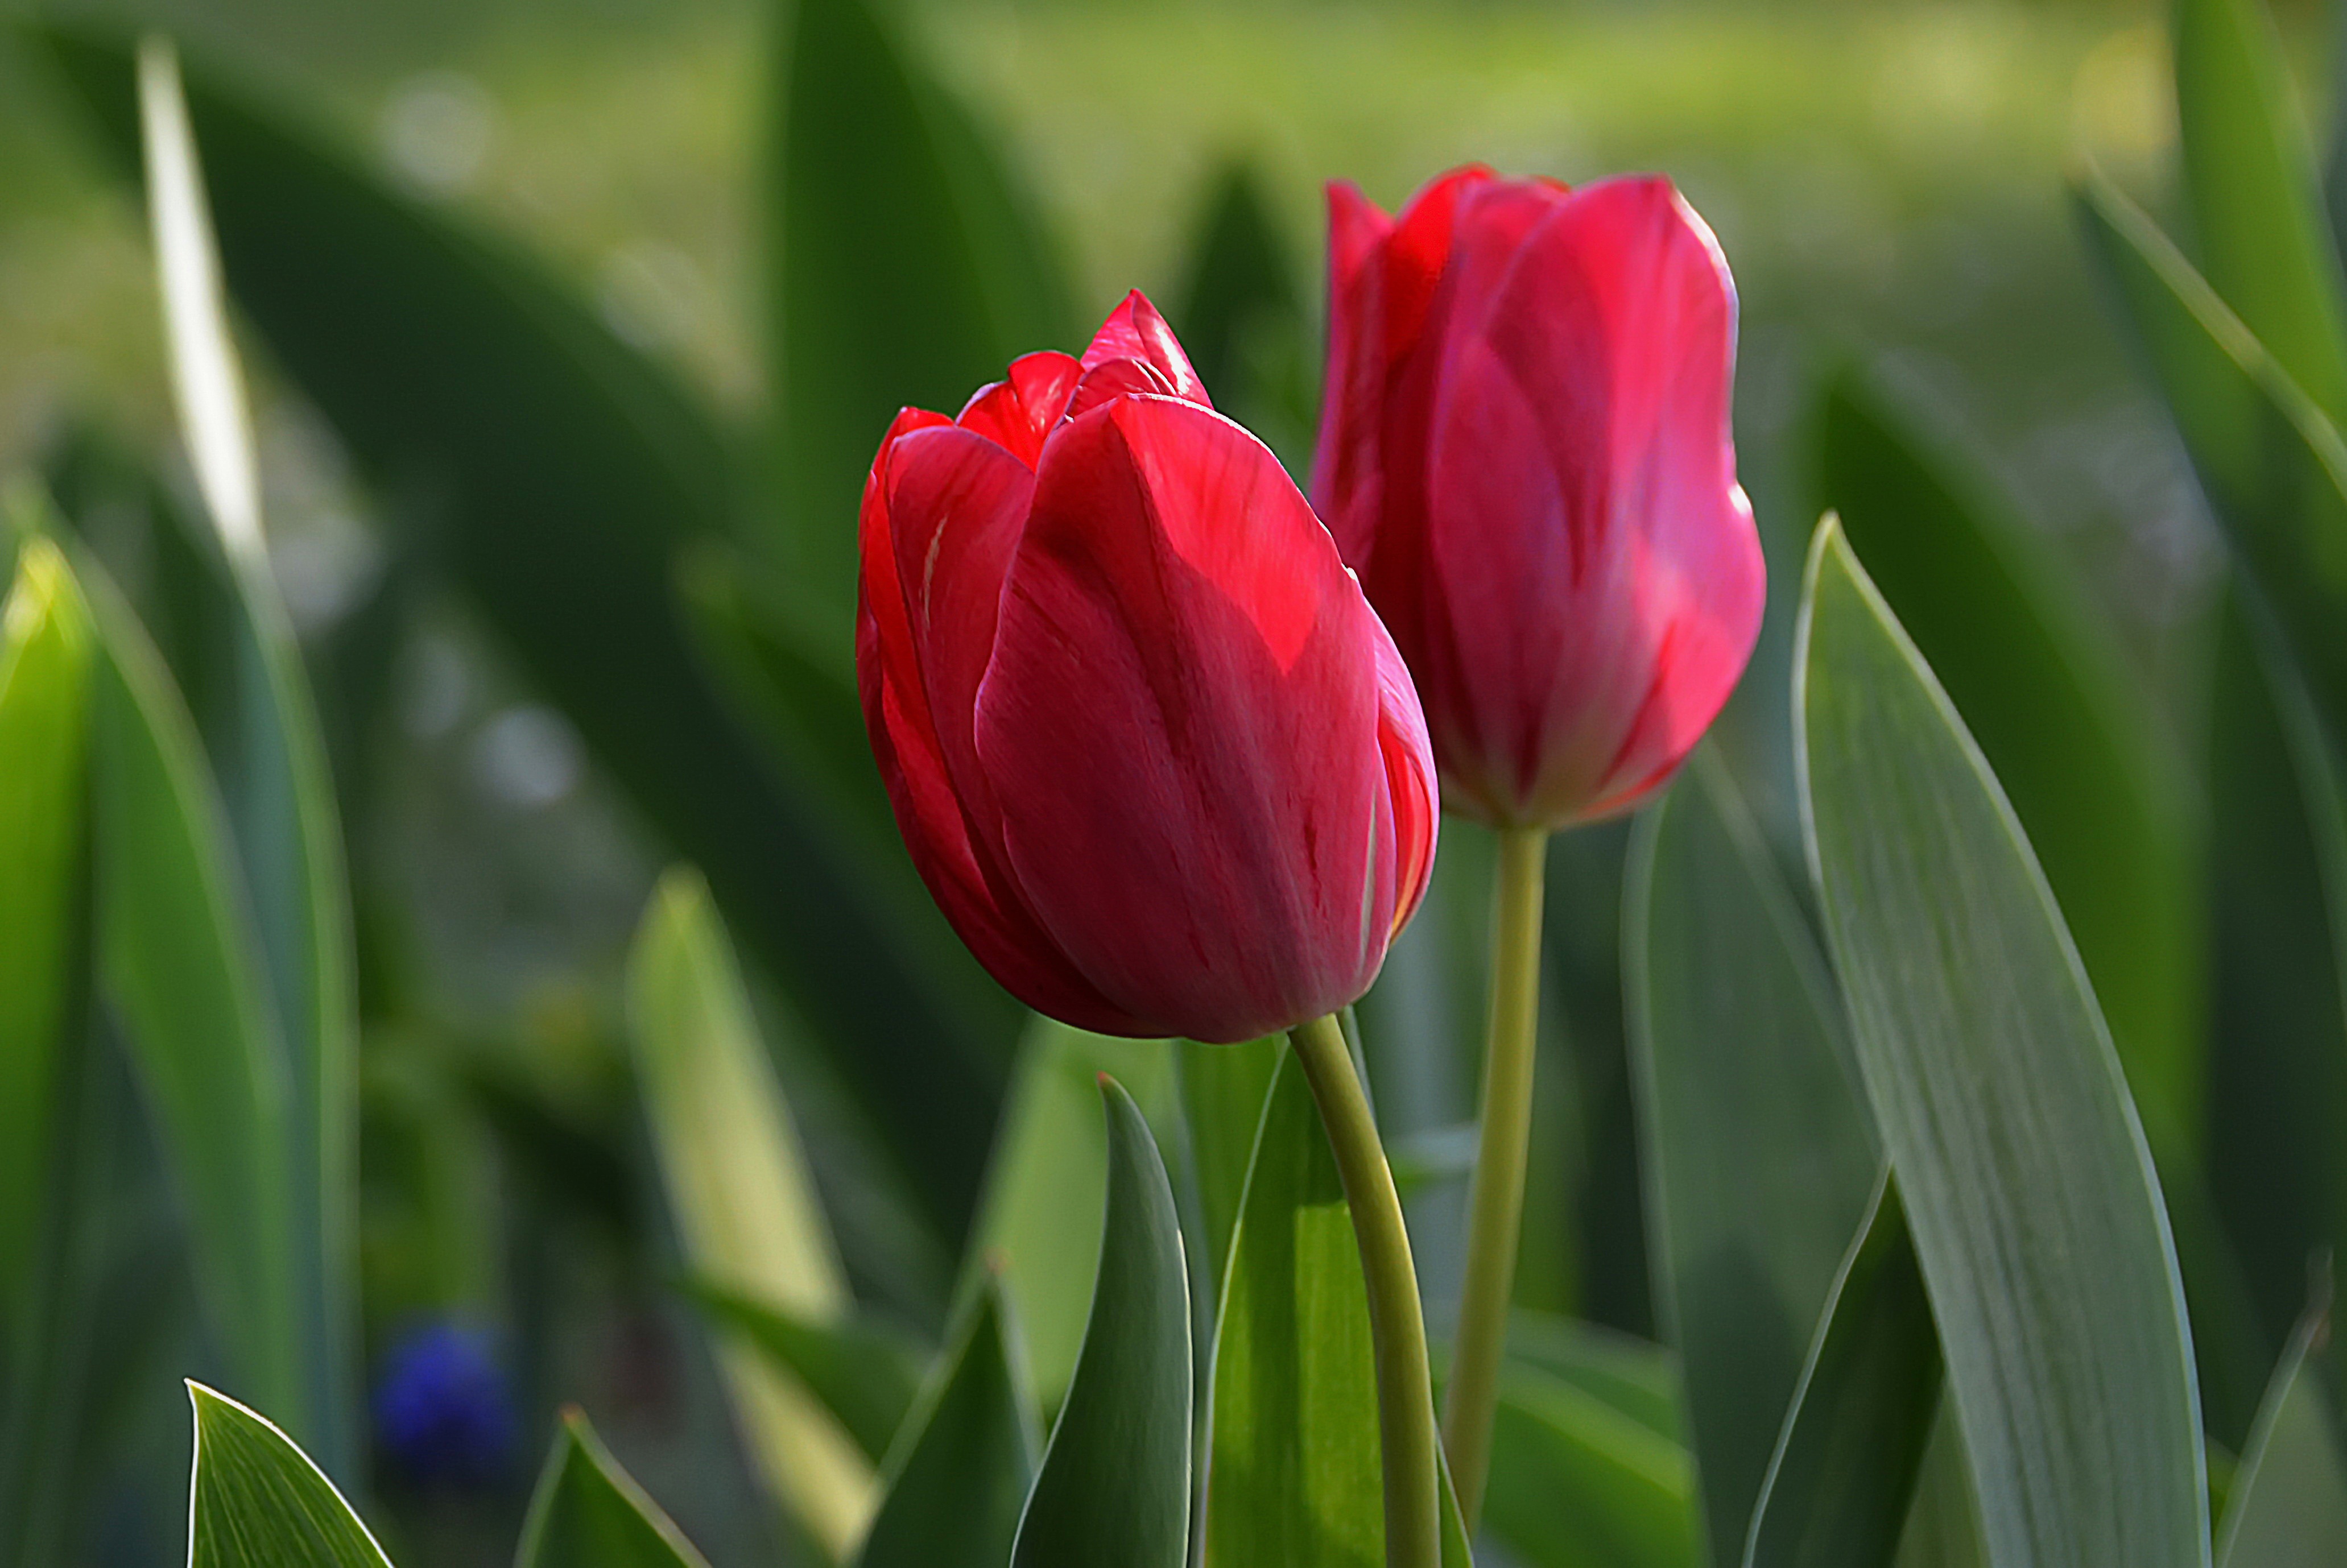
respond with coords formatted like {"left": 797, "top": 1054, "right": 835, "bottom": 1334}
{"left": 1010, "top": 1078, "right": 1191, "bottom": 1568}
{"left": 1745, "top": 1178, "right": 1941, "bottom": 1568}
{"left": 0, "top": 531, "right": 92, "bottom": 1300}
{"left": 185, "top": 1383, "right": 391, "bottom": 1568}
{"left": 1812, "top": 371, "right": 2199, "bottom": 1148}
{"left": 2074, "top": 169, "right": 2347, "bottom": 744}
{"left": 80, "top": 542, "right": 301, "bottom": 1426}
{"left": 1626, "top": 745, "right": 1878, "bottom": 1563}
{"left": 2204, "top": 591, "right": 2347, "bottom": 1401}
{"left": 138, "top": 39, "right": 359, "bottom": 1472}
{"left": 856, "top": 1277, "right": 1038, "bottom": 1568}
{"left": 2216, "top": 1297, "right": 2347, "bottom": 1567}
{"left": 971, "top": 1020, "right": 1177, "bottom": 1412}
{"left": 515, "top": 1409, "right": 713, "bottom": 1568}
{"left": 1795, "top": 518, "right": 2208, "bottom": 1568}
{"left": 1482, "top": 1363, "right": 1701, "bottom": 1568}
{"left": 1203, "top": 1045, "right": 1381, "bottom": 1566}
{"left": 770, "top": 0, "right": 1074, "bottom": 602}
{"left": 35, "top": 24, "right": 1015, "bottom": 1239}
{"left": 1176, "top": 1035, "right": 1282, "bottom": 1309}
{"left": 684, "top": 1282, "right": 926, "bottom": 1467}
{"left": 625, "top": 868, "right": 874, "bottom": 1556}
{"left": 2171, "top": 0, "right": 2347, "bottom": 428}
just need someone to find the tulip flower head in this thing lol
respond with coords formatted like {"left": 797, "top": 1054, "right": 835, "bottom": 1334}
{"left": 858, "top": 292, "right": 1440, "bottom": 1044}
{"left": 1315, "top": 167, "right": 1765, "bottom": 828}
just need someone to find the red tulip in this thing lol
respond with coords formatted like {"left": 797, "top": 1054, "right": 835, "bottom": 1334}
{"left": 858, "top": 292, "right": 1440, "bottom": 1044}
{"left": 1314, "top": 167, "right": 1765, "bottom": 828}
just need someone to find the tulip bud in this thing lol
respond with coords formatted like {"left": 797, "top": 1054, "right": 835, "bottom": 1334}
{"left": 858, "top": 292, "right": 1440, "bottom": 1044}
{"left": 1314, "top": 168, "right": 1765, "bottom": 828}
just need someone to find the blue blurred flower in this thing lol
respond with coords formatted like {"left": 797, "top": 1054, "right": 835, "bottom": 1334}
{"left": 373, "top": 1321, "right": 519, "bottom": 1490}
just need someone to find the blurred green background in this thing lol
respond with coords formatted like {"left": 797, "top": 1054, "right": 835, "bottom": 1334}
{"left": 0, "top": 0, "right": 2325, "bottom": 1562}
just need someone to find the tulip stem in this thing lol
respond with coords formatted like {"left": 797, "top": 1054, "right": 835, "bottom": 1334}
{"left": 1443, "top": 825, "right": 1550, "bottom": 1530}
{"left": 1289, "top": 1011, "right": 1443, "bottom": 1568}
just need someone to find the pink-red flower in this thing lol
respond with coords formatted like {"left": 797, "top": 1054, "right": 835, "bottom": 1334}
{"left": 1314, "top": 167, "right": 1765, "bottom": 828}
{"left": 858, "top": 292, "right": 1439, "bottom": 1044}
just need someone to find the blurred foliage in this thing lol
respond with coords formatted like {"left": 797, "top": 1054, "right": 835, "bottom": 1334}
{"left": 11, "top": 0, "right": 2347, "bottom": 1564}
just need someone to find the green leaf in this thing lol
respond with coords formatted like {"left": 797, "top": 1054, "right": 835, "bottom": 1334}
{"left": 1175, "top": 1034, "right": 1282, "bottom": 1302}
{"left": 625, "top": 868, "right": 875, "bottom": 1557}
{"left": 1745, "top": 1178, "right": 1942, "bottom": 1568}
{"left": 0, "top": 529, "right": 92, "bottom": 1301}
{"left": 972, "top": 1019, "right": 1178, "bottom": 1411}
{"left": 34, "top": 23, "right": 1014, "bottom": 1240}
{"left": 1794, "top": 518, "right": 2208, "bottom": 1568}
{"left": 2204, "top": 587, "right": 2347, "bottom": 1414}
{"left": 685, "top": 1281, "right": 927, "bottom": 1466}
{"left": 185, "top": 1383, "right": 391, "bottom": 1568}
{"left": 1502, "top": 1312, "right": 1683, "bottom": 1444}
{"left": 2073, "top": 169, "right": 2347, "bottom": 744}
{"left": 2216, "top": 1297, "right": 2347, "bottom": 1567}
{"left": 1203, "top": 1045, "right": 1382, "bottom": 1566}
{"left": 80, "top": 544, "right": 301, "bottom": 1426}
{"left": 516, "top": 1409, "right": 713, "bottom": 1568}
{"left": 1892, "top": 1410, "right": 1987, "bottom": 1568}
{"left": 1167, "top": 160, "right": 1313, "bottom": 466}
{"left": 137, "top": 41, "right": 360, "bottom": 1470}
{"left": 856, "top": 1276, "right": 1039, "bottom": 1568}
{"left": 1812, "top": 371, "right": 2200, "bottom": 1149}
{"left": 771, "top": 0, "right": 1075, "bottom": 603}
{"left": 1010, "top": 1078, "right": 1191, "bottom": 1568}
{"left": 1482, "top": 1362, "right": 1702, "bottom": 1568}
{"left": 2171, "top": 0, "right": 2347, "bottom": 429}
{"left": 1625, "top": 745, "right": 1879, "bottom": 1563}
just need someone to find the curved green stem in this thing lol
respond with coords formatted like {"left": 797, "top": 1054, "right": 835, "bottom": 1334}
{"left": 1289, "top": 1011, "right": 1440, "bottom": 1568}
{"left": 1443, "top": 825, "right": 1549, "bottom": 1529}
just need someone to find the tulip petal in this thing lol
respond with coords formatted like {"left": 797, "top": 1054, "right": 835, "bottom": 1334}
{"left": 1425, "top": 175, "right": 1762, "bottom": 822}
{"left": 1079, "top": 291, "right": 1212, "bottom": 408}
{"left": 1368, "top": 610, "right": 1440, "bottom": 935}
{"left": 978, "top": 396, "right": 1398, "bottom": 1041}
{"left": 859, "top": 415, "right": 1144, "bottom": 1035}
{"left": 956, "top": 350, "right": 1081, "bottom": 469}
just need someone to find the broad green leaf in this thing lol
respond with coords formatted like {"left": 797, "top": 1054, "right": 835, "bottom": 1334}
{"left": 1176, "top": 1034, "right": 1282, "bottom": 1302}
{"left": 857, "top": 1277, "right": 1039, "bottom": 1568}
{"left": 771, "top": 0, "right": 1074, "bottom": 602}
{"left": 185, "top": 1383, "right": 391, "bottom": 1568}
{"left": 1795, "top": 518, "right": 2207, "bottom": 1568}
{"left": 1812, "top": 373, "right": 2199, "bottom": 1148}
{"left": 0, "top": 531, "right": 91, "bottom": 1300}
{"left": 1482, "top": 1362, "right": 1702, "bottom": 1568}
{"left": 685, "top": 1281, "right": 926, "bottom": 1466}
{"left": 625, "top": 868, "right": 874, "bottom": 1555}
{"left": 1010, "top": 1078, "right": 1191, "bottom": 1568}
{"left": 1745, "top": 1178, "right": 1941, "bottom": 1568}
{"left": 2073, "top": 170, "right": 2347, "bottom": 743}
{"left": 516, "top": 1409, "right": 712, "bottom": 1568}
{"left": 1203, "top": 1046, "right": 1381, "bottom": 1567}
{"left": 1626, "top": 744, "right": 1878, "bottom": 1563}
{"left": 2171, "top": 0, "right": 2347, "bottom": 428}
{"left": 1892, "top": 1411, "right": 1987, "bottom": 1568}
{"left": 972, "top": 1019, "right": 1177, "bottom": 1410}
{"left": 2203, "top": 592, "right": 2347, "bottom": 1412}
{"left": 81, "top": 547, "right": 301, "bottom": 1426}
{"left": 35, "top": 25, "right": 1015, "bottom": 1240}
{"left": 138, "top": 42, "right": 360, "bottom": 1471}
{"left": 2216, "top": 1301, "right": 2347, "bottom": 1567}
{"left": 1502, "top": 1312, "right": 1683, "bottom": 1443}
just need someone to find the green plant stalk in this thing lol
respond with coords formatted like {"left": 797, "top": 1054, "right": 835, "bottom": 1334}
{"left": 1289, "top": 1011, "right": 1441, "bottom": 1568}
{"left": 1443, "top": 824, "right": 1549, "bottom": 1528}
